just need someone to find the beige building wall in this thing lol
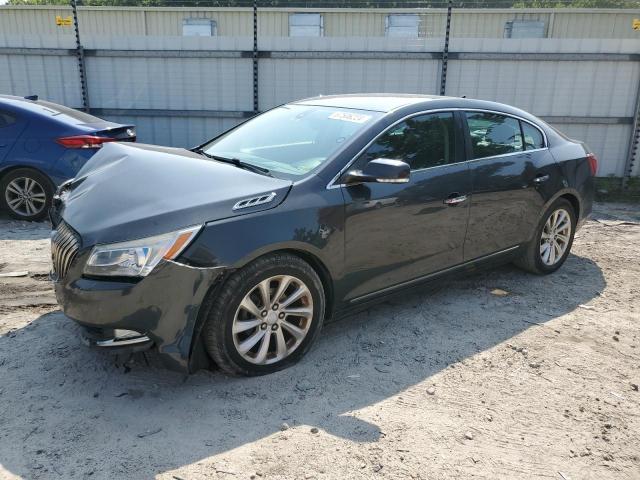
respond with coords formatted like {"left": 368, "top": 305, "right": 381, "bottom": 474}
{"left": 0, "top": 6, "right": 639, "bottom": 39}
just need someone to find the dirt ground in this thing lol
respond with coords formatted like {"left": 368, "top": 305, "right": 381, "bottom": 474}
{"left": 0, "top": 203, "right": 639, "bottom": 480}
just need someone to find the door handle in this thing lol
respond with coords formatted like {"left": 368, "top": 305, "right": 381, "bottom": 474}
{"left": 533, "top": 174, "right": 550, "bottom": 184}
{"left": 444, "top": 194, "right": 468, "bottom": 206}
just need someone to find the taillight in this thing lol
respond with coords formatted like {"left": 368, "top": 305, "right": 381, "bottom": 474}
{"left": 586, "top": 153, "right": 598, "bottom": 176}
{"left": 56, "top": 135, "right": 117, "bottom": 149}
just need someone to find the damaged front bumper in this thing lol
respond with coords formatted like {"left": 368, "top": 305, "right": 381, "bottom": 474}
{"left": 53, "top": 251, "right": 226, "bottom": 373}
{"left": 80, "top": 326, "right": 153, "bottom": 350}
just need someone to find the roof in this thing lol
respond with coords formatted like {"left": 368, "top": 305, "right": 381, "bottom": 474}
{"left": 293, "top": 94, "right": 449, "bottom": 113}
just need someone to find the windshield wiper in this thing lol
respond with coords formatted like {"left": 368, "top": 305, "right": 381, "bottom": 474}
{"left": 193, "top": 148, "right": 272, "bottom": 177}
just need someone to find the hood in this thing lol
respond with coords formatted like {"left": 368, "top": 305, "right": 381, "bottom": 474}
{"left": 57, "top": 142, "right": 292, "bottom": 246}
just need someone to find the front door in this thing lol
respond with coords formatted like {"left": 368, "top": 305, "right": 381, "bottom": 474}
{"left": 340, "top": 111, "right": 472, "bottom": 301}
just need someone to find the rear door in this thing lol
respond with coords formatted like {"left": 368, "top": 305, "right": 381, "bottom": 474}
{"left": 0, "top": 109, "right": 27, "bottom": 164}
{"left": 462, "top": 110, "right": 559, "bottom": 260}
{"left": 340, "top": 111, "right": 472, "bottom": 301}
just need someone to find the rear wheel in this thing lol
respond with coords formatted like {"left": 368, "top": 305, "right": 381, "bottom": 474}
{"left": 0, "top": 168, "right": 53, "bottom": 221}
{"left": 203, "top": 253, "right": 325, "bottom": 376}
{"left": 514, "top": 198, "right": 576, "bottom": 275}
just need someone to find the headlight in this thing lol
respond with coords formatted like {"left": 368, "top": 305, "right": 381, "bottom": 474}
{"left": 84, "top": 226, "right": 200, "bottom": 278}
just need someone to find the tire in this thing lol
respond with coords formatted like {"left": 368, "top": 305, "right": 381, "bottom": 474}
{"left": 203, "top": 253, "right": 326, "bottom": 376}
{"left": 0, "top": 168, "right": 54, "bottom": 222}
{"left": 514, "top": 198, "right": 576, "bottom": 275}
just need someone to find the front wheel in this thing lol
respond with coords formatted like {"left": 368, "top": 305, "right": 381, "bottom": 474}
{"left": 514, "top": 198, "right": 576, "bottom": 275}
{"left": 0, "top": 168, "right": 53, "bottom": 221}
{"left": 203, "top": 253, "right": 325, "bottom": 376}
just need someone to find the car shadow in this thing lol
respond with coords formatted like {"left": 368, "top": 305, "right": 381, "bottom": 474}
{"left": 0, "top": 212, "right": 50, "bottom": 241}
{"left": 0, "top": 253, "right": 605, "bottom": 479}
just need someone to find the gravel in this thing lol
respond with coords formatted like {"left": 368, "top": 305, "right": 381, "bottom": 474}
{"left": 0, "top": 202, "right": 639, "bottom": 479}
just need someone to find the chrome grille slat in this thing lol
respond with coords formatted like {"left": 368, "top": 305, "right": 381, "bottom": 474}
{"left": 57, "top": 231, "right": 76, "bottom": 268}
{"left": 51, "top": 221, "right": 81, "bottom": 279}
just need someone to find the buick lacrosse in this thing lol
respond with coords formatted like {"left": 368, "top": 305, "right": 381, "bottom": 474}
{"left": 51, "top": 94, "right": 595, "bottom": 375}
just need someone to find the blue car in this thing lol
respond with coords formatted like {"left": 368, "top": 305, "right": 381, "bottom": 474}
{"left": 0, "top": 95, "right": 135, "bottom": 221}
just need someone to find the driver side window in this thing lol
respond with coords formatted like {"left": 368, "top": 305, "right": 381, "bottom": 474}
{"left": 354, "top": 112, "right": 457, "bottom": 171}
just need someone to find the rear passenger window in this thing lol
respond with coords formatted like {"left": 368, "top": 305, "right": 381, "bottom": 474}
{"left": 521, "top": 121, "right": 545, "bottom": 150}
{"left": 465, "top": 112, "right": 523, "bottom": 159}
{"left": 357, "top": 112, "right": 457, "bottom": 171}
{"left": 0, "top": 111, "right": 16, "bottom": 128}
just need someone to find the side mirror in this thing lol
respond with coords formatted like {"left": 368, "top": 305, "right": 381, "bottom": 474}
{"left": 344, "top": 158, "right": 410, "bottom": 185}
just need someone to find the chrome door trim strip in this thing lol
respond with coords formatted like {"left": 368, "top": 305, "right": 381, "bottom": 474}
{"left": 327, "top": 107, "right": 548, "bottom": 190}
{"left": 349, "top": 245, "right": 521, "bottom": 304}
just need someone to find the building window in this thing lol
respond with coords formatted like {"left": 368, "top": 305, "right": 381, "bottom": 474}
{"left": 385, "top": 14, "right": 419, "bottom": 38}
{"left": 504, "top": 20, "right": 545, "bottom": 38}
{"left": 182, "top": 18, "right": 216, "bottom": 37}
{"left": 289, "top": 13, "right": 323, "bottom": 37}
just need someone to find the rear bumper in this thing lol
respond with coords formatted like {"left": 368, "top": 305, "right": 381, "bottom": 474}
{"left": 54, "top": 254, "right": 226, "bottom": 373}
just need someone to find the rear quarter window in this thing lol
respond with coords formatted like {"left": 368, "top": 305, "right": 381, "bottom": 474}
{"left": 521, "top": 122, "right": 545, "bottom": 150}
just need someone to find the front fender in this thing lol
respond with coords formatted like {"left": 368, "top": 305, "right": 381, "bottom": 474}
{"left": 179, "top": 185, "right": 346, "bottom": 283}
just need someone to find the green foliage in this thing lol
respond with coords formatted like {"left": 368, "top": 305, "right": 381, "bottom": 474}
{"left": 512, "top": 0, "right": 640, "bottom": 7}
{"left": 6, "top": 0, "right": 640, "bottom": 7}
{"left": 595, "top": 177, "right": 640, "bottom": 203}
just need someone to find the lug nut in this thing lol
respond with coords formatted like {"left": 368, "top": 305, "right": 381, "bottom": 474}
{"left": 272, "top": 303, "right": 279, "bottom": 311}
{"left": 260, "top": 323, "right": 267, "bottom": 330}
{"left": 271, "top": 324, "right": 278, "bottom": 331}
{"left": 261, "top": 310, "right": 268, "bottom": 317}
{"left": 278, "top": 312, "right": 285, "bottom": 319}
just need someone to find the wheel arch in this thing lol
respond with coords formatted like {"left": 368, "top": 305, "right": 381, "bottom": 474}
{"left": 232, "top": 246, "right": 335, "bottom": 320}
{"left": 0, "top": 164, "right": 56, "bottom": 189}
{"left": 279, "top": 248, "right": 335, "bottom": 320}
{"left": 559, "top": 192, "right": 581, "bottom": 219}
{"left": 539, "top": 188, "right": 582, "bottom": 222}
{"left": 187, "top": 246, "right": 336, "bottom": 373}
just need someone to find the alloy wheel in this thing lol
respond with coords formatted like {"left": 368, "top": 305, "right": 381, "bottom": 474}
{"left": 232, "top": 275, "right": 314, "bottom": 365}
{"left": 539, "top": 208, "right": 572, "bottom": 266}
{"left": 4, "top": 176, "right": 47, "bottom": 217}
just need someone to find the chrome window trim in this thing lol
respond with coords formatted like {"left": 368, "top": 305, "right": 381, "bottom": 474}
{"left": 326, "top": 107, "right": 548, "bottom": 190}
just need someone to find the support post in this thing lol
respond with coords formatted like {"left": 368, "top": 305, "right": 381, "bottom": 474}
{"left": 252, "top": 0, "right": 259, "bottom": 114}
{"left": 439, "top": 0, "right": 453, "bottom": 96}
{"left": 71, "top": 0, "right": 89, "bottom": 112}
{"left": 622, "top": 75, "right": 640, "bottom": 188}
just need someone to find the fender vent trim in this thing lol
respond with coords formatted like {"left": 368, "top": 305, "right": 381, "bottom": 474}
{"left": 232, "top": 192, "right": 277, "bottom": 210}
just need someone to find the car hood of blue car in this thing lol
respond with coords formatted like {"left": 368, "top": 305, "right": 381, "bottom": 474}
{"left": 57, "top": 142, "right": 293, "bottom": 247}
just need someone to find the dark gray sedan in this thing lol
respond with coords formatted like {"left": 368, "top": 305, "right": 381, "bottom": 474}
{"left": 51, "top": 94, "right": 595, "bottom": 376}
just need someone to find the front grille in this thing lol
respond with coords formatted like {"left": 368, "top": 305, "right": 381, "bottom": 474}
{"left": 51, "top": 221, "right": 81, "bottom": 280}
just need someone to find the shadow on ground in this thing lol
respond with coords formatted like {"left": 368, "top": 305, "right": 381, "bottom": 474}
{"left": 0, "top": 253, "right": 604, "bottom": 479}
{"left": 0, "top": 212, "right": 50, "bottom": 241}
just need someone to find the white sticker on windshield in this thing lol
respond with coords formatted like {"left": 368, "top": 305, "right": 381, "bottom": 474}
{"left": 329, "top": 111, "right": 371, "bottom": 124}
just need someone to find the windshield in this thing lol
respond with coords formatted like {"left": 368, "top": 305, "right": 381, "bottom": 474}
{"left": 201, "top": 105, "right": 381, "bottom": 178}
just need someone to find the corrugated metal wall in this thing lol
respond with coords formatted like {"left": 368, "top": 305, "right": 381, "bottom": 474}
{"left": 444, "top": 39, "right": 639, "bottom": 177}
{"left": 1, "top": 6, "right": 639, "bottom": 39}
{"left": 0, "top": 6, "right": 639, "bottom": 176}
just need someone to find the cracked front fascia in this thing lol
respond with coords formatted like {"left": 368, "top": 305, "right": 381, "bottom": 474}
{"left": 55, "top": 254, "right": 227, "bottom": 374}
